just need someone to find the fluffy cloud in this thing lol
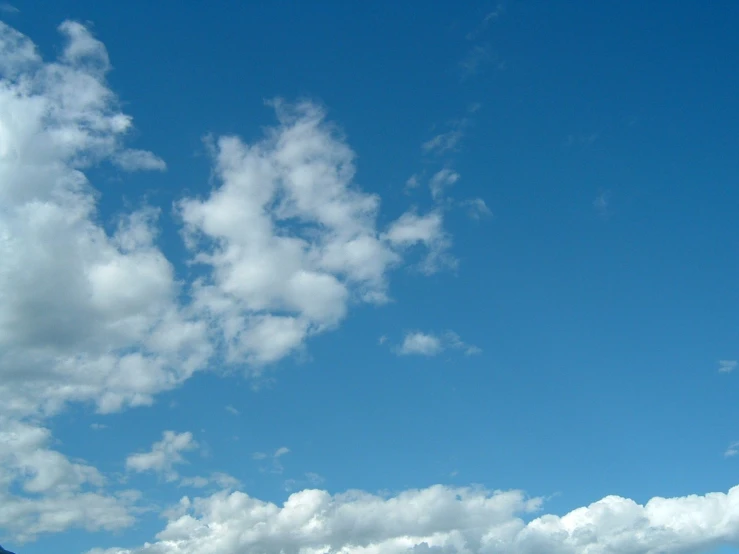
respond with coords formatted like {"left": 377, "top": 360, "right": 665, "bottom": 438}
{"left": 126, "top": 431, "right": 198, "bottom": 482}
{"left": 180, "top": 101, "right": 449, "bottom": 366}
{"left": 0, "top": 20, "right": 454, "bottom": 417}
{"left": 0, "top": 20, "right": 212, "bottom": 419}
{"left": 86, "top": 484, "right": 739, "bottom": 554}
{"left": 0, "top": 419, "right": 136, "bottom": 542}
{"left": 398, "top": 330, "right": 480, "bottom": 356}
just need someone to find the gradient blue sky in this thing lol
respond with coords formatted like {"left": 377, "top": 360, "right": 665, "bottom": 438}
{"left": 2, "top": 2, "right": 739, "bottom": 553}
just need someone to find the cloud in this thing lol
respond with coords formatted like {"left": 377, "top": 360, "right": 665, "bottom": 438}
{"left": 112, "top": 149, "right": 167, "bottom": 172}
{"left": 253, "top": 447, "right": 291, "bottom": 474}
{"left": 429, "top": 168, "right": 460, "bottom": 201}
{"left": 224, "top": 405, "right": 239, "bottom": 415}
{"left": 422, "top": 129, "right": 464, "bottom": 155}
{"left": 466, "top": 3, "right": 505, "bottom": 41}
{"left": 90, "top": 423, "right": 108, "bottom": 430}
{"left": 0, "top": 20, "right": 212, "bottom": 420}
{"left": 399, "top": 332, "right": 443, "bottom": 356}
{"left": 274, "top": 446, "right": 290, "bottom": 458}
{"left": 0, "top": 21, "right": 455, "bottom": 424}
{"left": 179, "top": 472, "right": 241, "bottom": 490}
{"left": 725, "top": 442, "right": 739, "bottom": 458}
{"left": 384, "top": 210, "right": 455, "bottom": 274}
{"left": 461, "top": 197, "right": 493, "bottom": 219}
{"left": 125, "top": 431, "right": 198, "bottom": 482}
{"left": 0, "top": 419, "right": 136, "bottom": 542}
{"left": 0, "top": 3, "right": 19, "bottom": 14}
{"left": 284, "top": 471, "right": 325, "bottom": 492}
{"left": 86, "top": 483, "right": 739, "bottom": 554}
{"left": 593, "top": 190, "right": 611, "bottom": 218}
{"left": 460, "top": 44, "right": 502, "bottom": 77}
{"left": 179, "top": 100, "right": 453, "bottom": 367}
{"left": 397, "top": 330, "right": 480, "bottom": 357}
{"left": 719, "top": 360, "right": 737, "bottom": 374}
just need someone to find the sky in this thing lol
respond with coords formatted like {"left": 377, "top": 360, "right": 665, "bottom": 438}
{"left": 1, "top": 1, "right": 739, "bottom": 553}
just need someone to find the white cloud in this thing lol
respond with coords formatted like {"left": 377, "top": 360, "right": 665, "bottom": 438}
{"left": 429, "top": 168, "right": 460, "bottom": 201}
{"left": 0, "top": 21, "right": 212, "bottom": 420}
{"left": 719, "top": 360, "right": 737, "bottom": 374}
{"left": 725, "top": 442, "right": 739, "bottom": 458}
{"left": 399, "top": 331, "right": 443, "bottom": 356}
{"left": 274, "top": 446, "right": 290, "bottom": 458}
{"left": 384, "top": 210, "right": 454, "bottom": 274}
{"left": 90, "top": 423, "right": 108, "bottom": 430}
{"left": 179, "top": 100, "right": 451, "bottom": 367}
{"left": 397, "top": 330, "right": 480, "bottom": 357}
{"left": 0, "top": 21, "right": 452, "bottom": 423}
{"left": 0, "top": 3, "right": 19, "bottom": 14}
{"left": 0, "top": 419, "right": 137, "bottom": 542}
{"left": 86, "top": 483, "right": 739, "bottom": 554}
{"left": 113, "top": 149, "right": 167, "bottom": 172}
{"left": 224, "top": 405, "right": 239, "bottom": 415}
{"left": 125, "top": 431, "right": 198, "bottom": 482}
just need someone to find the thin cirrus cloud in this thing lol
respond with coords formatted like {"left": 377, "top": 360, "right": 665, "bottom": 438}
{"left": 719, "top": 360, "right": 738, "bottom": 373}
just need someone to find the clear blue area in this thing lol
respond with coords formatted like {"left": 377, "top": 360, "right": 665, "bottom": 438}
{"left": 4, "top": 0, "right": 739, "bottom": 552}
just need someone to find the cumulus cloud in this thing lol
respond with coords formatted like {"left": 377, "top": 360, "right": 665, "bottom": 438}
{"left": 125, "top": 431, "right": 198, "bottom": 482}
{"left": 0, "top": 20, "right": 212, "bottom": 420}
{"left": 398, "top": 330, "right": 480, "bottom": 357}
{"left": 398, "top": 331, "right": 443, "bottom": 356}
{"left": 86, "top": 483, "right": 739, "bottom": 554}
{"left": 179, "top": 100, "right": 453, "bottom": 367}
{"left": 0, "top": 419, "right": 136, "bottom": 542}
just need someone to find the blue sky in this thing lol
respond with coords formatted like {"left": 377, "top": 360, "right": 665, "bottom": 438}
{"left": 1, "top": 1, "right": 739, "bottom": 553}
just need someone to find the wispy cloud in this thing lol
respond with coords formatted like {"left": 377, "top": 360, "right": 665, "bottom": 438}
{"left": 284, "top": 471, "right": 325, "bottom": 492}
{"left": 0, "top": 3, "right": 19, "bottom": 14}
{"left": 461, "top": 198, "right": 493, "bottom": 220}
{"left": 252, "top": 446, "right": 291, "bottom": 474}
{"left": 423, "top": 129, "right": 465, "bottom": 155}
{"left": 225, "top": 405, "right": 240, "bottom": 415}
{"left": 593, "top": 190, "right": 611, "bottom": 219}
{"left": 396, "top": 330, "right": 480, "bottom": 357}
{"left": 725, "top": 441, "right": 739, "bottom": 458}
{"left": 429, "top": 168, "right": 460, "bottom": 201}
{"left": 466, "top": 3, "right": 505, "bottom": 41}
{"left": 719, "top": 360, "right": 737, "bottom": 374}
